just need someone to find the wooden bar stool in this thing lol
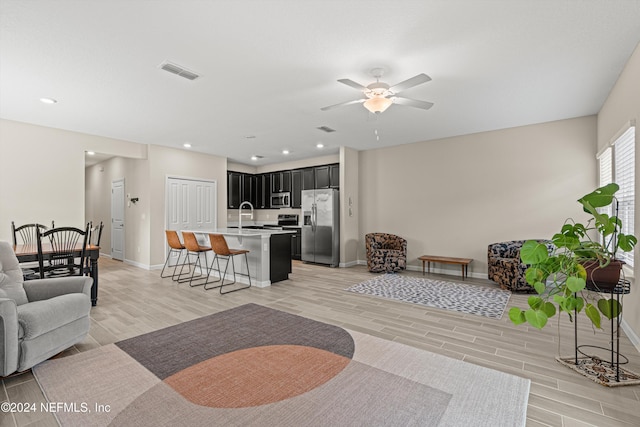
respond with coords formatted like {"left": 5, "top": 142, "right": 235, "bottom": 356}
{"left": 179, "top": 231, "right": 212, "bottom": 287}
{"left": 205, "top": 234, "right": 251, "bottom": 294}
{"left": 160, "top": 230, "right": 189, "bottom": 281}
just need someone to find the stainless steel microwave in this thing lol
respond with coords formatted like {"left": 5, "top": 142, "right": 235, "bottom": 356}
{"left": 270, "top": 192, "right": 291, "bottom": 208}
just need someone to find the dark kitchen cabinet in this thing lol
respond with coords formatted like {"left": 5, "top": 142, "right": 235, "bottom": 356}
{"left": 271, "top": 170, "right": 291, "bottom": 193}
{"left": 227, "top": 171, "right": 242, "bottom": 208}
{"left": 256, "top": 173, "right": 271, "bottom": 209}
{"left": 243, "top": 174, "right": 257, "bottom": 207}
{"left": 229, "top": 163, "right": 338, "bottom": 209}
{"left": 291, "top": 170, "right": 302, "bottom": 208}
{"left": 302, "top": 168, "right": 315, "bottom": 190}
{"left": 314, "top": 165, "right": 330, "bottom": 189}
{"left": 228, "top": 171, "right": 256, "bottom": 208}
{"left": 315, "top": 164, "right": 339, "bottom": 189}
{"left": 329, "top": 164, "right": 339, "bottom": 188}
{"left": 288, "top": 227, "right": 301, "bottom": 260}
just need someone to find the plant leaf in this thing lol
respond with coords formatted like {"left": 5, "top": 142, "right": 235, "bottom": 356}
{"left": 566, "top": 276, "right": 586, "bottom": 293}
{"left": 509, "top": 307, "right": 527, "bottom": 325}
{"left": 525, "top": 267, "right": 544, "bottom": 286}
{"left": 520, "top": 240, "right": 549, "bottom": 264}
{"left": 618, "top": 234, "right": 638, "bottom": 252}
{"left": 542, "top": 302, "right": 556, "bottom": 318}
{"left": 524, "top": 309, "right": 548, "bottom": 329}
{"left": 578, "top": 183, "right": 619, "bottom": 209}
{"left": 585, "top": 303, "right": 602, "bottom": 329}
{"left": 533, "top": 281, "right": 546, "bottom": 295}
{"left": 528, "top": 296, "right": 544, "bottom": 310}
{"left": 597, "top": 298, "right": 621, "bottom": 320}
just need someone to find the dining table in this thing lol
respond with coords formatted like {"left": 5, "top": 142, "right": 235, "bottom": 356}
{"left": 13, "top": 243, "right": 101, "bottom": 306}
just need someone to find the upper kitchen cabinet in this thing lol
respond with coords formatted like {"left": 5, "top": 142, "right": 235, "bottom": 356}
{"left": 243, "top": 174, "right": 257, "bottom": 206}
{"left": 329, "top": 163, "right": 339, "bottom": 188}
{"left": 227, "top": 171, "right": 242, "bottom": 208}
{"left": 227, "top": 171, "right": 256, "bottom": 208}
{"left": 291, "top": 170, "right": 302, "bottom": 208}
{"left": 271, "top": 170, "right": 291, "bottom": 193}
{"left": 256, "top": 173, "right": 271, "bottom": 209}
{"left": 302, "top": 168, "right": 315, "bottom": 190}
{"left": 314, "top": 163, "right": 339, "bottom": 189}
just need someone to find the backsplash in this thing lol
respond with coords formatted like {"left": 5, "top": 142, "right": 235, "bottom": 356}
{"left": 227, "top": 208, "right": 302, "bottom": 225}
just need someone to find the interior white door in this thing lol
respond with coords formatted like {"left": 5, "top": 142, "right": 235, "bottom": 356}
{"left": 111, "top": 179, "right": 125, "bottom": 261}
{"left": 166, "top": 177, "right": 216, "bottom": 263}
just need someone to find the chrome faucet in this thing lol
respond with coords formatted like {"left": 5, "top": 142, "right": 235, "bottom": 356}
{"left": 238, "top": 201, "right": 254, "bottom": 231}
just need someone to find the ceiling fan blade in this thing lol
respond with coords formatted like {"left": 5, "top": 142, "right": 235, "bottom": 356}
{"left": 389, "top": 73, "right": 431, "bottom": 93}
{"left": 392, "top": 96, "right": 434, "bottom": 110}
{"left": 320, "top": 98, "right": 366, "bottom": 111}
{"left": 337, "top": 79, "right": 367, "bottom": 91}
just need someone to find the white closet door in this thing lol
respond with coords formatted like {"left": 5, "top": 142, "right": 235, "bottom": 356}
{"left": 166, "top": 177, "right": 217, "bottom": 263}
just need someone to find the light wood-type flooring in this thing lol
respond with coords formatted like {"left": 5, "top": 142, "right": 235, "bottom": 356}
{"left": 2, "top": 258, "right": 640, "bottom": 426}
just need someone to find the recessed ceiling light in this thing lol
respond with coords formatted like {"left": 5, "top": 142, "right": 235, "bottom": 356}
{"left": 251, "top": 155, "right": 264, "bottom": 161}
{"left": 282, "top": 150, "right": 290, "bottom": 155}
{"left": 40, "top": 97, "right": 57, "bottom": 104}
{"left": 316, "top": 143, "right": 324, "bottom": 149}
{"left": 86, "top": 151, "right": 95, "bottom": 155}
{"left": 183, "top": 143, "right": 192, "bottom": 148}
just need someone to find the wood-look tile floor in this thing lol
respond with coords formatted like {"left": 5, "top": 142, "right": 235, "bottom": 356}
{"left": 2, "top": 258, "right": 640, "bottom": 426}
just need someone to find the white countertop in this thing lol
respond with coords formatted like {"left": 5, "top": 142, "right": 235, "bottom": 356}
{"left": 184, "top": 227, "right": 296, "bottom": 237}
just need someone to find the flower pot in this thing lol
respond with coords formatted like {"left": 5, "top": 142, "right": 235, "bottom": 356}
{"left": 582, "top": 259, "right": 624, "bottom": 292}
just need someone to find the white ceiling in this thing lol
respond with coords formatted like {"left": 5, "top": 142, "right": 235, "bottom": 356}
{"left": 2, "top": 1, "right": 640, "bottom": 166}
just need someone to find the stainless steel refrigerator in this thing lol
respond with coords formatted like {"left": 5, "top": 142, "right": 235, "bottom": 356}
{"left": 302, "top": 188, "right": 340, "bottom": 267}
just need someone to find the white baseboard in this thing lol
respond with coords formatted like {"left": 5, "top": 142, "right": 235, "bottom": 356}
{"left": 339, "top": 260, "right": 359, "bottom": 268}
{"left": 124, "top": 259, "right": 152, "bottom": 270}
{"left": 621, "top": 318, "right": 640, "bottom": 353}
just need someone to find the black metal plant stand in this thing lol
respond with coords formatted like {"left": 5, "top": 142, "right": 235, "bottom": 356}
{"left": 574, "top": 279, "right": 630, "bottom": 382}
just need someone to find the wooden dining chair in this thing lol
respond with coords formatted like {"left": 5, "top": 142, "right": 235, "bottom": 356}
{"left": 84, "top": 221, "right": 104, "bottom": 276}
{"left": 205, "top": 233, "right": 251, "bottom": 294}
{"left": 11, "top": 222, "right": 51, "bottom": 280}
{"left": 37, "top": 224, "right": 90, "bottom": 278}
{"left": 12, "top": 222, "right": 48, "bottom": 246}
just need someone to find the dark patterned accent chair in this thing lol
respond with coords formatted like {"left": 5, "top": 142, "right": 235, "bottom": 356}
{"left": 487, "top": 240, "right": 554, "bottom": 292}
{"left": 366, "top": 233, "right": 407, "bottom": 273}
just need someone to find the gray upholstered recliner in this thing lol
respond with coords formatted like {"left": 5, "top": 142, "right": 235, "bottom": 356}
{"left": 0, "top": 241, "right": 92, "bottom": 376}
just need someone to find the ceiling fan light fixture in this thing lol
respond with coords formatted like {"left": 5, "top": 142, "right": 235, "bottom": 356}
{"left": 363, "top": 97, "right": 393, "bottom": 113}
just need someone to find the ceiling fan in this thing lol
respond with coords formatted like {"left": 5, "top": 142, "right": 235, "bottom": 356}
{"left": 321, "top": 68, "right": 434, "bottom": 114}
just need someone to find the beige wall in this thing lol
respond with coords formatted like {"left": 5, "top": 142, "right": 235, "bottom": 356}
{"left": 340, "top": 147, "right": 359, "bottom": 266}
{"left": 597, "top": 42, "right": 640, "bottom": 344}
{"left": 86, "top": 145, "right": 228, "bottom": 268}
{"left": 359, "top": 116, "right": 597, "bottom": 275}
{"left": 148, "top": 145, "right": 228, "bottom": 267}
{"left": 0, "top": 119, "right": 145, "bottom": 242}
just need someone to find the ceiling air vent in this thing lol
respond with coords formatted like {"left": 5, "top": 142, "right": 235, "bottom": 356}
{"left": 316, "top": 126, "right": 336, "bottom": 133}
{"left": 159, "top": 61, "right": 200, "bottom": 81}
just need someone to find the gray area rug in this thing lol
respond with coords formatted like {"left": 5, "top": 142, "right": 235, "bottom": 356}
{"left": 33, "top": 304, "right": 530, "bottom": 426}
{"left": 347, "top": 274, "right": 511, "bottom": 319}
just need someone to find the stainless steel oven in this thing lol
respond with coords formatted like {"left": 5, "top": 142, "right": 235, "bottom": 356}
{"left": 270, "top": 192, "right": 291, "bottom": 208}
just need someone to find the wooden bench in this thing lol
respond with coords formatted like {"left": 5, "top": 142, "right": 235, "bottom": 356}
{"left": 418, "top": 255, "right": 473, "bottom": 280}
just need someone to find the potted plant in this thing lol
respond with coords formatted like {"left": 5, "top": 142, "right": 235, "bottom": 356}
{"left": 509, "top": 183, "right": 637, "bottom": 330}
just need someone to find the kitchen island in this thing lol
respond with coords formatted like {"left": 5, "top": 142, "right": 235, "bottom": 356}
{"left": 184, "top": 228, "right": 294, "bottom": 287}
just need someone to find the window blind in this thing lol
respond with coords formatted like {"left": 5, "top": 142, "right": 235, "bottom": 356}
{"left": 598, "top": 147, "right": 612, "bottom": 187}
{"left": 597, "top": 147, "right": 613, "bottom": 223}
{"left": 613, "top": 127, "right": 635, "bottom": 266}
